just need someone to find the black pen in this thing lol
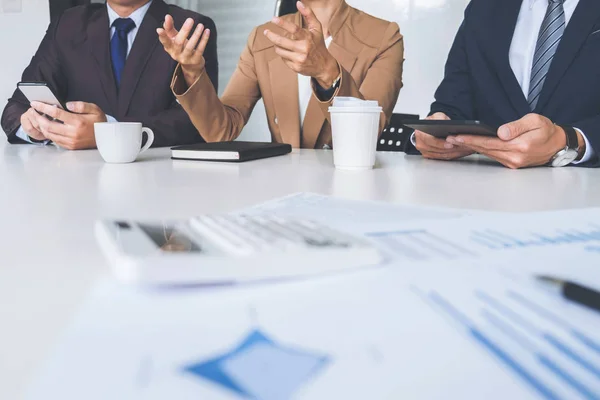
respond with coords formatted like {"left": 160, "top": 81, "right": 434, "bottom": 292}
{"left": 537, "top": 276, "right": 600, "bottom": 313}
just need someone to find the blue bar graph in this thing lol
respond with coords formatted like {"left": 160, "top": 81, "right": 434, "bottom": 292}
{"left": 368, "top": 230, "right": 476, "bottom": 261}
{"left": 471, "top": 226, "right": 600, "bottom": 250}
{"left": 411, "top": 286, "right": 600, "bottom": 400}
{"left": 507, "top": 291, "right": 600, "bottom": 357}
{"left": 477, "top": 292, "right": 600, "bottom": 381}
{"left": 418, "top": 288, "right": 560, "bottom": 400}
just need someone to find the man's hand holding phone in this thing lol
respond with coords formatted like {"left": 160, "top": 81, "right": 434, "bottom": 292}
{"left": 20, "top": 108, "right": 47, "bottom": 141}
{"left": 29, "top": 101, "right": 107, "bottom": 150}
{"left": 414, "top": 112, "right": 475, "bottom": 160}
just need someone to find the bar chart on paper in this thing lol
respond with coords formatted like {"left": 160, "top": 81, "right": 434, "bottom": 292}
{"left": 411, "top": 278, "right": 600, "bottom": 400}
{"left": 366, "top": 211, "right": 600, "bottom": 263}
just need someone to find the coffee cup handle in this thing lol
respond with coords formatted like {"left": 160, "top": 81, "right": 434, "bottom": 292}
{"left": 139, "top": 127, "right": 154, "bottom": 155}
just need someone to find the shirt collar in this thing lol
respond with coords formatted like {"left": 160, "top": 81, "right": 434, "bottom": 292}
{"left": 107, "top": 1, "right": 153, "bottom": 28}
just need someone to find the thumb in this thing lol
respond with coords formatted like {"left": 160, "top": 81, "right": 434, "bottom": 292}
{"left": 498, "top": 114, "right": 540, "bottom": 141}
{"left": 297, "top": 1, "right": 322, "bottom": 33}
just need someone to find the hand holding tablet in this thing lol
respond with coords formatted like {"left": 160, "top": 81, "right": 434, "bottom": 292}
{"left": 410, "top": 112, "right": 479, "bottom": 161}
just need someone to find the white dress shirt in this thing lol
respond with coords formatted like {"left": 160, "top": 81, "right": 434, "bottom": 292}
{"left": 298, "top": 36, "right": 333, "bottom": 130}
{"left": 510, "top": 0, "right": 593, "bottom": 164}
{"left": 15, "top": 1, "right": 153, "bottom": 144}
{"left": 413, "top": 0, "right": 594, "bottom": 164}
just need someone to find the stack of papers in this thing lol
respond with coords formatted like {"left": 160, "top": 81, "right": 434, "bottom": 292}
{"left": 26, "top": 193, "right": 600, "bottom": 399}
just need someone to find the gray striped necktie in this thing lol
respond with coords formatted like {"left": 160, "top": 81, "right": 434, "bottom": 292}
{"left": 528, "top": 0, "right": 566, "bottom": 110}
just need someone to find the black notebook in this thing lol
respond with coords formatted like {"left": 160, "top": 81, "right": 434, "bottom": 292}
{"left": 171, "top": 141, "right": 292, "bottom": 162}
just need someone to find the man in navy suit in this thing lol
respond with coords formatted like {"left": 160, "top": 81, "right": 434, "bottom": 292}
{"left": 413, "top": 0, "right": 600, "bottom": 168}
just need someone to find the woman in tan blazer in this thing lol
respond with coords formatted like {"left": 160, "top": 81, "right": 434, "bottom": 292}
{"left": 158, "top": 0, "right": 404, "bottom": 149}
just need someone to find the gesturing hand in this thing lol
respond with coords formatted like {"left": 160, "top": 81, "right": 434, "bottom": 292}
{"left": 157, "top": 14, "right": 211, "bottom": 87}
{"left": 414, "top": 112, "right": 475, "bottom": 161}
{"left": 446, "top": 114, "right": 583, "bottom": 169}
{"left": 264, "top": 1, "right": 340, "bottom": 88}
{"left": 30, "top": 101, "right": 107, "bottom": 150}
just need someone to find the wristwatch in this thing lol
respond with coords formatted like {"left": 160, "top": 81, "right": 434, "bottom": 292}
{"left": 549, "top": 125, "right": 579, "bottom": 167}
{"left": 314, "top": 73, "right": 342, "bottom": 102}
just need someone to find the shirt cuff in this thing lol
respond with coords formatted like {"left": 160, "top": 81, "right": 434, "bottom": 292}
{"left": 106, "top": 115, "right": 118, "bottom": 123}
{"left": 572, "top": 128, "right": 595, "bottom": 165}
{"left": 15, "top": 126, "right": 51, "bottom": 146}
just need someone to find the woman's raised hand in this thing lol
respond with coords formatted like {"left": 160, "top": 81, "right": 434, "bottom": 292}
{"left": 157, "top": 14, "right": 211, "bottom": 86}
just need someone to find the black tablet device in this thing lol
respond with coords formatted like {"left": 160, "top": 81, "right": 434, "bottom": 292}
{"left": 403, "top": 120, "right": 498, "bottom": 138}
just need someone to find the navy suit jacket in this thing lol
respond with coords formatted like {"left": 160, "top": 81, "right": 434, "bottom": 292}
{"left": 430, "top": 0, "right": 600, "bottom": 167}
{"left": 1, "top": 0, "right": 218, "bottom": 147}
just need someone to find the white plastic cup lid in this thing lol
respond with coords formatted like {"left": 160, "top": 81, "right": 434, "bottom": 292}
{"left": 328, "top": 106, "right": 383, "bottom": 113}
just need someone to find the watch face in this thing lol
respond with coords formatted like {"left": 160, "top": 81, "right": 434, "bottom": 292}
{"left": 551, "top": 149, "right": 578, "bottom": 167}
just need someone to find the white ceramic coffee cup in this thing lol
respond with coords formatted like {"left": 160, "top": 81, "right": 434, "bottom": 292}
{"left": 328, "top": 104, "right": 382, "bottom": 170}
{"left": 94, "top": 122, "right": 154, "bottom": 164}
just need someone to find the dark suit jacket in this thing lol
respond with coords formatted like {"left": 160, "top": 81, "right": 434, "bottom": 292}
{"left": 1, "top": 0, "right": 218, "bottom": 148}
{"left": 428, "top": 0, "right": 600, "bottom": 167}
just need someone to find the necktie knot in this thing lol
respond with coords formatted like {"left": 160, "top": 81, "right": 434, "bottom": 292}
{"left": 549, "top": 0, "right": 564, "bottom": 4}
{"left": 112, "top": 18, "right": 136, "bottom": 35}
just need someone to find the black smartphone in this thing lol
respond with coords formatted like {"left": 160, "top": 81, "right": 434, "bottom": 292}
{"left": 403, "top": 120, "right": 498, "bottom": 138}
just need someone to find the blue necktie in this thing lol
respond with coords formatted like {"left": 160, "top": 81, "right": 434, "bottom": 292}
{"left": 110, "top": 18, "right": 136, "bottom": 87}
{"left": 528, "top": 0, "right": 566, "bottom": 110}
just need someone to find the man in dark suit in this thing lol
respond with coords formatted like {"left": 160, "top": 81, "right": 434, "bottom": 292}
{"left": 1, "top": 0, "right": 218, "bottom": 149}
{"left": 413, "top": 0, "right": 600, "bottom": 168}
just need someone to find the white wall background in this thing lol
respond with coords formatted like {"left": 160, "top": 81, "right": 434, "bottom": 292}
{"left": 1, "top": 0, "right": 470, "bottom": 141}
{"left": 0, "top": 0, "right": 49, "bottom": 111}
{"left": 349, "top": 0, "right": 469, "bottom": 116}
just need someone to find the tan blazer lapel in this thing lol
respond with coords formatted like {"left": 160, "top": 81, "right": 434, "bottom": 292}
{"left": 268, "top": 56, "right": 301, "bottom": 147}
{"left": 301, "top": 96, "right": 325, "bottom": 148}
{"left": 329, "top": 42, "right": 358, "bottom": 76}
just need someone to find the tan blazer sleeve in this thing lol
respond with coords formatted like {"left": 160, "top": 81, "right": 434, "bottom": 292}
{"left": 312, "top": 22, "right": 404, "bottom": 133}
{"left": 171, "top": 28, "right": 262, "bottom": 142}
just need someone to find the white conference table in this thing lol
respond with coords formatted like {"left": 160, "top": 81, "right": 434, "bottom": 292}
{"left": 1, "top": 140, "right": 599, "bottom": 399}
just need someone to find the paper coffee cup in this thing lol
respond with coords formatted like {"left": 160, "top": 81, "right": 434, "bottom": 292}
{"left": 329, "top": 103, "right": 382, "bottom": 170}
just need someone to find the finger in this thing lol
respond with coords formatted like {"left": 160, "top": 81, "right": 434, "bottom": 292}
{"left": 37, "top": 117, "right": 71, "bottom": 137}
{"left": 264, "top": 30, "right": 303, "bottom": 52}
{"left": 282, "top": 58, "right": 300, "bottom": 74}
{"left": 195, "top": 28, "right": 211, "bottom": 55}
{"left": 426, "top": 112, "right": 450, "bottom": 121}
{"left": 26, "top": 109, "right": 42, "bottom": 131}
{"left": 274, "top": 46, "right": 305, "bottom": 64}
{"left": 464, "top": 148, "right": 523, "bottom": 169}
{"left": 297, "top": 1, "right": 322, "bottom": 33}
{"left": 66, "top": 101, "right": 99, "bottom": 115}
{"left": 421, "top": 149, "right": 473, "bottom": 161}
{"left": 271, "top": 16, "right": 302, "bottom": 37}
{"left": 21, "top": 114, "right": 39, "bottom": 136}
{"left": 30, "top": 101, "right": 73, "bottom": 123}
{"left": 41, "top": 130, "right": 75, "bottom": 149}
{"left": 174, "top": 18, "right": 195, "bottom": 46}
{"left": 157, "top": 28, "right": 172, "bottom": 48}
{"left": 498, "top": 113, "right": 544, "bottom": 141}
{"left": 448, "top": 134, "right": 511, "bottom": 151}
{"left": 182, "top": 23, "right": 204, "bottom": 55}
{"left": 415, "top": 130, "right": 456, "bottom": 151}
{"left": 163, "top": 14, "right": 178, "bottom": 38}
